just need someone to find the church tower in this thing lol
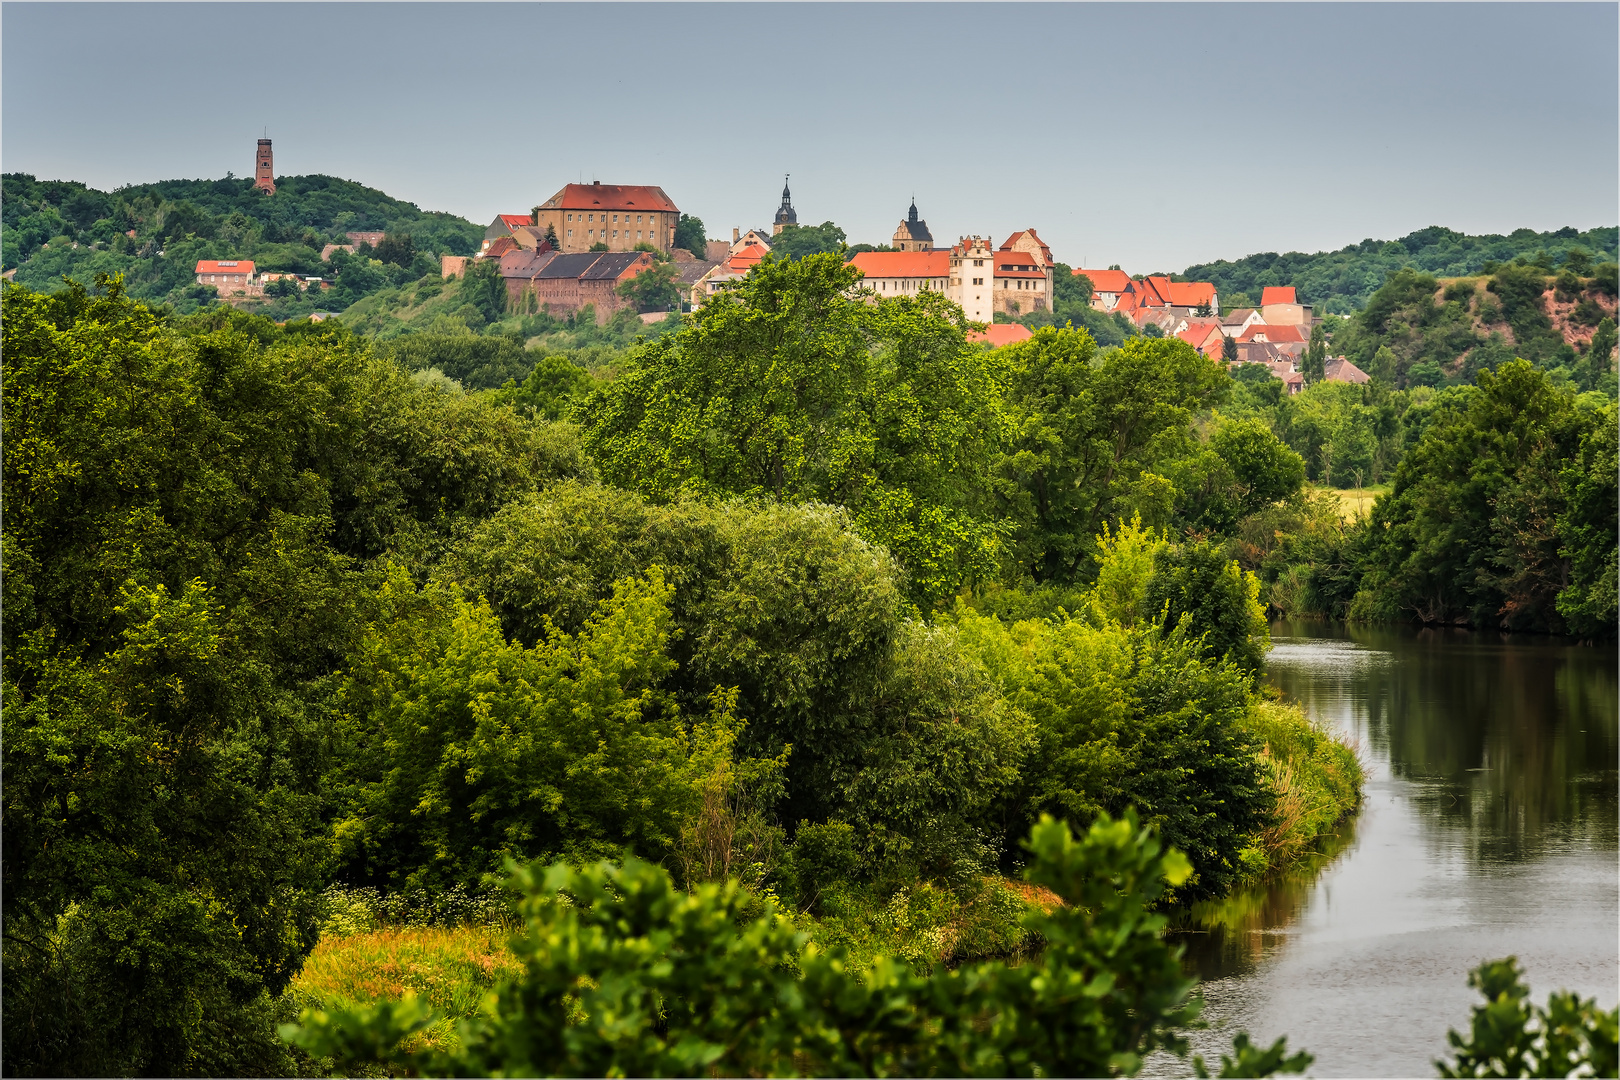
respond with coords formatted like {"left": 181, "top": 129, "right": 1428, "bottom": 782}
{"left": 893, "top": 199, "right": 933, "bottom": 251}
{"left": 772, "top": 175, "right": 797, "bottom": 235}
{"left": 254, "top": 138, "right": 275, "bottom": 195}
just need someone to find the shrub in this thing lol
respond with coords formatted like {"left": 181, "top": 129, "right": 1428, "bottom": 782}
{"left": 1437, "top": 957, "right": 1618, "bottom": 1078}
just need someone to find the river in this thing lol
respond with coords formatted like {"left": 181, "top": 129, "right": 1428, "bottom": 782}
{"left": 1148, "top": 620, "right": 1619, "bottom": 1078}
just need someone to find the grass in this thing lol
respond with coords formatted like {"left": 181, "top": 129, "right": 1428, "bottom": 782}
{"left": 289, "top": 925, "right": 519, "bottom": 1056}
{"left": 1316, "top": 482, "right": 1388, "bottom": 522}
{"left": 1238, "top": 699, "right": 1364, "bottom": 878}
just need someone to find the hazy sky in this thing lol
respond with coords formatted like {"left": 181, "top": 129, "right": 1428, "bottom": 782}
{"left": 4, "top": 3, "right": 1615, "bottom": 271}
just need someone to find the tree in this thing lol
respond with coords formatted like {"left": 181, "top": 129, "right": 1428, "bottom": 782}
{"left": 1582, "top": 316, "right": 1616, "bottom": 391}
{"left": 372, "top": 231, "right": 415, "bottom": 267}
{"left": 1223, "top": 334, "right": 1239, "bottom": 363}
{"left": 997, "top": 329, "right": 1228, "bottom": 583}
{"left": 767, "top": 221, "right": 847, "bottom": 259}
{"left": 460, "top": 256, "right": 508, "bottom": 322}
{"left": 283, "top": 813, "right": 1309, "bottom": 1078}
{"left": 673, "top": 213, "right": 706, "bottom": 259}
{"left": 578, "top": 252, "right": 1008, "bottom": 609}
{"left": 1436, "top": 958, "right": 1618, "bottom": 1078}
{"left": 1303, "top": 323, "right": 1326, "bottom": 383}
{"left": 617, "top": 259, "right": 681, "bottom": 313}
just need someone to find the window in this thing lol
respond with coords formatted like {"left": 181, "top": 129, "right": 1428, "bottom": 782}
{"left": 974, "top": 259, "right": 983, "bottom": 266}
{"left": 588, "top": 214, "right": 594, "bottom": 222}
{"left": 568, "top": 229, "right": 573, "bottom": 238}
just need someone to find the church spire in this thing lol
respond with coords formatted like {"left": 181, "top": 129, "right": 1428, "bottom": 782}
{"left": 773, "top": 174, "right": 798, "bottom": 233}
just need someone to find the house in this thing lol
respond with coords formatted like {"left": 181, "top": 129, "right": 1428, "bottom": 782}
{"left": 692, "top": 262, "right": 747, "bottom": 306}
{"left": 729, "top": 228, "right": 773, "bottom": 254}
{"left": 1236, "top": 322, "right": 1307, "bottom": 358}
{"left": 346, "top": 231, "right": 386, "bottom": 248}
{"left": 846, "top": 250, "right": 952, "bottom": 301}
{"left": 1324, "top": 356, "right": 1370, "bottom": 384}
{"left": 497, "top": 248, "right": 559, "bottom": 305}
{"left": 1221, "top": 307, "right": 1264, "bottom": 337}
{"left": 992, "top": 229, "right": 1054, "bottom": 317}
{"left": 481, "top": 215, "right": 533, "bottom": 254}
{"left": 705, "top": 240, "right": 732, "bottom": 262}
{"left": 479, "top": 236, "right": 519, "bottom": 260}
{"left": 195, "top": 259, "right": 259, "bottom": 297}
{"left": 1175, "top": 318, "right": 1226, "bottom": 359}
{"left": 673, "top": 258, "right": 721, "bottom": 306}
{"left": 727, "top": 243, "right": 769, "bottom": 273}
{"left": 1260, "top": 285, "right": 1312, "bottom": 327}
{"left": 533, "top": 182, "right": 680, "bottom": 254}
{"left": 1074, "top": 268, "right": 1133, "bottom": 312}
{"left": 527, "top": 251, "right": 656, "bottom": 323}
{"left": 513, "top": 225, "right": 556, "bottom": 252}
{"left": 892, "top": 200, "right": 934, "bottom": 251}
{"left": 968, "top": 323, "right": 1033, "bottom": 347}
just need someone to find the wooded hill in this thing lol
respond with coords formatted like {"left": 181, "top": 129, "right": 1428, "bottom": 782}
{"left": 1183, "top": 224, "right": 1618, "bottom": 314}
{"left": 1, "top": 173, "right": 482, "bottom": 312}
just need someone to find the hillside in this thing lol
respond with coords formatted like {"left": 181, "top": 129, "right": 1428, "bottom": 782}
{"left": 2, "top": 172, "right": 482, "bottom": 313}
{"left": 1183, "top": 224, "right": 1618, "bottom": 314}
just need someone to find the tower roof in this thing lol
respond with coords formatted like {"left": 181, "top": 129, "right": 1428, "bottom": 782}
{"left": 774, "top": 174, "right": 797, "bottom": 227}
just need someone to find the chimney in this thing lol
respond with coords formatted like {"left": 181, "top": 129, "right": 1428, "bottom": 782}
{"left": 733, "top": 227, "right": 740, "bottom": 243}
{"left": 593, "top": 179, "right": 600, "bottom": 186}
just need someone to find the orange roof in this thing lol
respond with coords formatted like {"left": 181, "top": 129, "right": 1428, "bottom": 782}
{"left": 968, "top": 323, "right": 1034, "bottom": 347}
{"left": 728, "top": 243, "right": 768, "bottom": 271}
{"left": 848, "top": 251, "right": 952, "bottom": 278}
{"left": 997, "top": 228, "right": 1053, "bottom": 264}
{"left": 1261, "top": 286, "right": 1298, "bottom": 306}
{"left": 539, "top": 183, "right": 679, "bottom": 213}
{"left": 482, "top": 236, "right": 518, "bottom": 259}
{"left": 195, "top": 259, "right": 255, "bottom": 275}
{"left": 994, "top": 255, "right": 1045, "bottom": 278}
{"left": 499, "top": 214, "right": 534, "bottom": 230}
{"left": 1237, "top": 323, "right": 1305, "bottom": 343}
{"left": 1161, "top": 279, "right": 1217, "bottom": 307}
{"left": 1075, "top": 268, "right": 1132, "bottom": 293}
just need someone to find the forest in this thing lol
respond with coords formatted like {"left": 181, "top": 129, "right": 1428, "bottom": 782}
{"left": 2, "top": 245, "right": 1615, "bottom": 1075}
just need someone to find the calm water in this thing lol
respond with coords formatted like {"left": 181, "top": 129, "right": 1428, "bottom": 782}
{"left": 1148, "top": 621, "right": 1619, "bottom": 1078}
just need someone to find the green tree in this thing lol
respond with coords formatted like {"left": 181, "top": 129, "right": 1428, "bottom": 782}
{"left": 673, "top": 213, "right": 706, "bottom": 258}
{"left": 1583, "top": 316, "right": 1616, "bottom": 391}
{"left": 460, "top": 256, "right": 508, "bottom": 322}
{"left": 372, "top": 231, "right": 415, "bottom": 267}
{"left": 617, "top": 259, "right": 681, "bottom": 312}
{"left": 1223, "top": 333, "right": 1239, "bottom": 363}
{"left": 284, "top": 813, "right": 1309, "bottom": 1078}
{"left": 768, "top": 220, "right": 848, "bottom": 259}
{"left": 578, "top": 253, "right": 1008, "bottom": 609}
{"left": 1303, "top": 323, "right": 1326, "bottom": 383}
{"left": 491, "top": 352, "right": 594, "bottom": 421}
{"left": 997, "top": 328, "right": 1228, "bottom": 582}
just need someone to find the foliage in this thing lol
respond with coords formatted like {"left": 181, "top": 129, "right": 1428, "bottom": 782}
{"left": 1021, "top": 263, "right": 1137, "bottom": 346}
{"left": 459, "top": 257, "right": 509, "bottom": 324}
{"left": 996, "top": 327, "right": 1228, "bottom": 582}
{"left": 1236, "top": 701, "right": 1362, "bottom": 875}
{"left": 388, "top": 331, "right": 534, "bottom": 389}
{"left": 673, "top": 212, "right": 707, "bottom": 259}
{"left": 579, "top": 252, "right": 1009, "bottom": 609}
{"left": 1183, "top": 224, "right": 1616, "bottom": 315}
{"left": 1354, "top": 361, "right": 1614, "bottom": 632}
{"left": 768, "top": 220, "right": 848, "bottom": 259}
{"left": 1143, "top": 538, "right": 1271, "bottom": 681}
{"left": 1436, "top": 957, "right": 1618, "bottom": 1079}
{"left": 490, "top": 352, "right": 595, "bottom": 420}
{"left": 283, "top": 812, "right": 1310, "bottom": 1078}
{"left": 616, "top": 258, "right": 681, "bottom": 312}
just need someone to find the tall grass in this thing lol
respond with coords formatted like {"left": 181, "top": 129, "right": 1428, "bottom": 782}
{"left": 1239, "top": 699, "right": 1364, "bottom": 877}
{"left": 290, "top": 926, "right": 519, "bottom": 1056}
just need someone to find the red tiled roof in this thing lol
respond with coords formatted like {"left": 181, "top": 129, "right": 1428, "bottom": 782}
{"left": 1324, "top": 356, "right": 1370, "bottom": 384}
{"left": 1237, "top": 323, "right": 1305, "bottom": 344}
{"left": 1261, "top": 286, "right": 1298, "bottom": 306}
{"left": 499, "top": 214, "right": 534, "bottom": 230}
{"left": 195, "top": 259, "right": 255, "bottom": 275}
{"left": 728, "top": 243, "right": 768, "bottom": 271}
{"left": 539, "top": 183, "right": 680, "bottom": 213}
{"left": 997, "top": 229, "right": 1053, "bottom": 264}
{"left": 848, "top": 251, "right": 952, "bottom": 278}
{"left": 968, "top": 323, "right": 1034, "bottom": 347}
{"left": 482, "top": 236, "right": 518, "bottom": 258}
{"left": 1074, "top": 268, "right": 1132, "bottom": 293}
{"left": 994, "top": 256, "right": 1045, "bottom": 278}
{"left": 1159, "top": 279, "right": 1217, "bottom": 307}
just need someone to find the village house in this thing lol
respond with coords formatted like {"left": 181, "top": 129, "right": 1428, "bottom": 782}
{"left": 345, "top": 231, "right": 386, "bottom": 248}
{"left": 1083, "top": 272, "right": 1220, "bottom": 331}
{"left": 1324, "top": 356, "right": 1370, "bottom": 384}
{"left": 692, "top": 242, "right": 774, "bottom": 305}
{"left": 480, "top": 215, "right": 532, "bottom": 254}
{"left": 532, "top": 182, "right": 680, "bottom": 254}
{"left": 1236, "top": 321, "right": 1308, "bottom": 359}
{"left": 195, "top": 259, "right": 260, "bottom": 297}
{"left": 969, "top": 323, "right": 1033, "bottom": 347}
{"left": 1221, "top": 307, "right": 1265, "bottom": 338}
{"left": 1075, "top": 267, "right": 1134, "bottom": 312}
{"left": 1175, "top": 317, "right": 1227, "bottom": 360}
{"left": 1260, "top": 285, "right": 1313, "bottom": 326}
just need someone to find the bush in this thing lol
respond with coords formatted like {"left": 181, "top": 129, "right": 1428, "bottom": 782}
{"left": 282, "top": 812, "right": 1311, "bottom": 1078}
{"left": 1437, "top": 957, "right": 1618, "bottom": 1078}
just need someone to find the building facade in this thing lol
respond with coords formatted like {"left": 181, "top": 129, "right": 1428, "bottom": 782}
{"left": 503, "top": 250, "right": 656, "bottom": 323}
{"left": 949, "top": 237, "right": 996, "bottom": 323}
{"left": 532, "top": 182, "right": 680, "bottom": 254}
{"left": 992, "top": 230, "right": 1054, "bottom": 317}
{"left": 196, "top": 259, "right": 259, "bottom": 296}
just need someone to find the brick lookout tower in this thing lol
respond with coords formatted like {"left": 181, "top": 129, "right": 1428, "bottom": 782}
{"left": 254, "top": 138, "right": 275, "bottom": 195}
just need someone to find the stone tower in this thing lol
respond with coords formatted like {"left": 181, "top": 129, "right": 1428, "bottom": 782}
{"left": 254, "top": 138, "right": 275, "bottom": 195}
{"left": 772, "top": 175, "right": 797, "bottom": 235}
{"left": 893, "top": 199, "right": 933, "bottom": 251}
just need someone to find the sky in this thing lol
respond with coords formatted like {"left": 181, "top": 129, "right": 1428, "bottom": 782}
{"left": 4, "top": 2, "right": 1616, "bottom": 272}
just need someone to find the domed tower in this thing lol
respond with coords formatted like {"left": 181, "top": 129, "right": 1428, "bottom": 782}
{"left": 772, "top": 175, "right": 797, "bottom": 235}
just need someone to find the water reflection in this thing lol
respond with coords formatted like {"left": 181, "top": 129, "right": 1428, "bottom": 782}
{"left": 1147, "top": 622, "right": 1618, "bottom": 1078}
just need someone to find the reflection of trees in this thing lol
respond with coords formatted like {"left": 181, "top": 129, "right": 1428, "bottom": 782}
{"left": 1273, "top": 623, "right": 1618, "bottom": 863}
{"left": 1168, "top": 820, "right": 1360, "bottom": 981}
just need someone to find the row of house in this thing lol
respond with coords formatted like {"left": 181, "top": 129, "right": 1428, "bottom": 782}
{"left": 194, "top": 259, "right": 328, "bottom": 301}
